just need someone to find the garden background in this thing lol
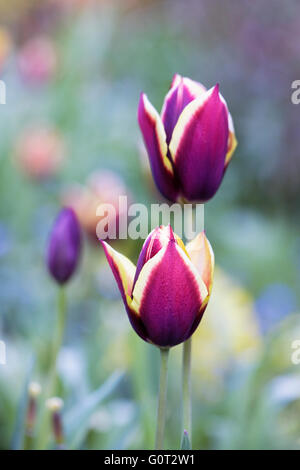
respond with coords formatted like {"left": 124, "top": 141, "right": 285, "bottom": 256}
{"left": 0, "top": 0, "right": 300, "bottom": 450}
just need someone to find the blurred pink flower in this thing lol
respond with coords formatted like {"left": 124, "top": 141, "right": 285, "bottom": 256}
{"left": 62, "top": 170, "right": 131, "bottom": 241}
{"left": 15, "top": 127, "right": 65, "bottom": 180}
{"left": 17, "top": 36, "right": 57, "bottom": 85}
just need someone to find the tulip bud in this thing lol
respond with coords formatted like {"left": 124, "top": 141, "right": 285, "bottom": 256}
{"left": 46, "top": 397, "right": 64, "bottom": 447}
{"left": 47, "top": 208, "right": 81, "bottom": 285}
{"left": 101, "top": 225, "right": 214, "bottom": 347}
{"left": 138, "top": 74, "right": 237, "bottom": 203}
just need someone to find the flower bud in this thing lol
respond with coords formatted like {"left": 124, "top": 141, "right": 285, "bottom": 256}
{"left": 101, "top": 225, "right": 214, "bottom": 347}
{"left": 47, "top": 208, "right": 81, "bottom": 285}
{"left": 138, "top": 74, "right": 237, "bottom": 203}
{"left": 26, "top": 382, "right": 42, "bottom": 435}
{"left": 46, "top": 397, "right": 64, "bottom": 447}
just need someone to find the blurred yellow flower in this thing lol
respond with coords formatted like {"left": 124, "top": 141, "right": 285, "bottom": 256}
{"left": 0, "top": 27, "right": 12, "bottom": 70}
{"left": 176, "top": 267, "right": 262, "bottom": 399}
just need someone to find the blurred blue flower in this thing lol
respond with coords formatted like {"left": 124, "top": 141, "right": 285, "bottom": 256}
{"left": 255, "top": 283, "right": 297, "bottom": 334}
{"left": 0, "top": 223, "right": 11, "bottom": 258}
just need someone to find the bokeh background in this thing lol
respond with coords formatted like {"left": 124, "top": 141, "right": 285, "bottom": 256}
{"left": 1, "top": 0, "right": 300, "bottom": 450}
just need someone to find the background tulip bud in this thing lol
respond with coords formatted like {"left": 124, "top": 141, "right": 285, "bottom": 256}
{"left": 26, "top": 382, "right": 41, "bottom": 434}
{"left": 138, "top": 74, "right": 237, "bottom": 203}
{"left": 47, "top": 208, "right": 81, "bottom": 285}
{"left": 101, "top": 225, "right": 214, "bottom": 348}
{"left": 46, "top": 397, "right": 64, "bottom": 446}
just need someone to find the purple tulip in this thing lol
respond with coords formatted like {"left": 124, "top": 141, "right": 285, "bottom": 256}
{"left": 101, "top": 225, "right": 214, "bottom": 348}
{"left": 138, "top": 74, "right": 237, "bottom": 203}
{"left": 47, "top": 208, "right": 81, "bottom": 285}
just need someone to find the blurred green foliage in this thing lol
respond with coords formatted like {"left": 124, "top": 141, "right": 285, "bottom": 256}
{"left": 0, "top": 0, "right": 300, "bottom": 450}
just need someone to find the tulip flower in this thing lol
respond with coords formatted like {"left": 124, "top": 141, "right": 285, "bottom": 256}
{"left": 101, "top": 225, "right": 214, "bottom": 348}
{"left": 138, "top": 74, "right": 237, "bottom": 203}
{"left": 47, "top": 208, "right": 81, "bottom": 285}
{"left": 40, "top": 208, "right": 81, "bottom": 449}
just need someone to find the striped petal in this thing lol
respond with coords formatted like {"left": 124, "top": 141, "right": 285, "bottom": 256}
{"left": 100, "top": 240, "right": 148, "bottom": 341}
{"left": 186, "top": 231, "right": 214, "bottom": 294}
{"left": 169, "top": 84, "right": 229, "bottom": 203}
{"left": 100, "top": 240, "right": 136, "bottom": 301}
{"left": 132, "top": 225, "right": 172, "bottom": 289}
{"left": 130, "top": 237, "right": 208, "bottom": 347}
{"left": 138, "top": 93, "right": 178, "bottom": 201}
{"left": 225, "top": 112, "right": 237, "bottom": 168}
{"left": 161, "top": 74, "right": 206, "bottom": 144}
{"left": 185, "top": 232, "right": 215, "bottom": 336}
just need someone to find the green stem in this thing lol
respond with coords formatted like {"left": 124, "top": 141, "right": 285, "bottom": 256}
{"left": 36, "top": 286, "right": 67, "bottom": 449}
{"left": 23, "top": 432, "right": 33, "bottom": 451}
{"left": 50, "top": 287, "right": 67, "bottom": 380}
{"left": 182, "top": 337, "right": 192, "bottom": 443}
{"left": 155, "top": 347, "right": 169, "bottom": 450}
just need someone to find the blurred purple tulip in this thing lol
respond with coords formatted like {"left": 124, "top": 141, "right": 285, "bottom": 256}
{"left": 138, "top": 74, "right": 237, "bottom": 203}
{"left": 101, "top": 225, "right": 214, "bottom": 347}
{"left": 47, "top": 208, "right": 81, "bottom": 285}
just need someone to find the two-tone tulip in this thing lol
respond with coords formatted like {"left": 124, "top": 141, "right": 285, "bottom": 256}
{"left": 47, "top": 208, "right": 81, "bottom": 284}
{"left": 101, "top": 225, "right": 214, "bottom": 348}
{"left": 138, "top": 74, "right": 237, "bottom": 203}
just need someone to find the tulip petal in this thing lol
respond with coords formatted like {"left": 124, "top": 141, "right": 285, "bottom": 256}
{"left": 130, "top": 239, "right": 208, "bottom": 347}
{"left": 132, "top": 225, "right": 172, "bottom": 289}
{"left": 100, "top": 240, "right": 136, "bottom": 301}
{"left": 225, "top": 112, "right": 237, "bottom": 167}
{"left": 185, "top": 232, "right": 215, "bottom": 336}
{"left": 169, "top": 73, "right": 181, "bottom": 89}
{"left": 186, "top": 231, "right": 214, "bottom": 294}
{"left": 101, "top": 240, "right": 149, "bottom": 341}
{"left": 138, "top": 93, "right": 179, "bottom": 201}
{"left": 169, "top": 85, "right": 229, "bottom": 202}
{"left": 161, "top": 75, "right": 206, "bottom": 144}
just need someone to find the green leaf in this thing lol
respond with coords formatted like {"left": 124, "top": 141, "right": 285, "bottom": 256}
{"left": 64, "top": 370, "right": 124, "bottom": 449}
{"left": 180, "top": 430, "right": 191, "bottom": 450}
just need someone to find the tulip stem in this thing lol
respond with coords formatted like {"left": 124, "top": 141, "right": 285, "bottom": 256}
{"left": 36, "top": 286, "right": 67, "bottom": 449}
{"left": 182, "top": 337, "right": 192, "bottom": 444}
{"left": 155, "top": 347, "right": 169, "bottom": 450}
{"left": 51, "top": 287, "right": 67, "bottom": 374}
